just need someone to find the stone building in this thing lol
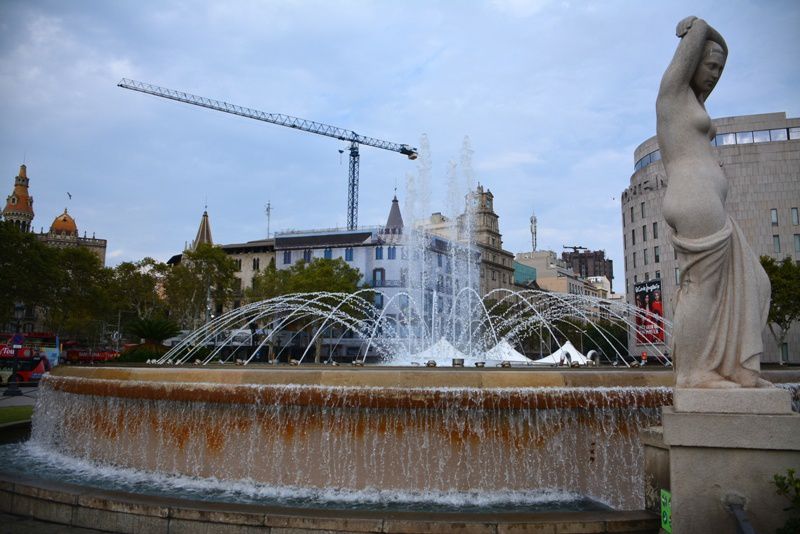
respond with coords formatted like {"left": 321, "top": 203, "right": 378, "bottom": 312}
{"left": 621, "top": 112, "right": 800, "bottom": 362}
{"left": 2, "top": 164, "right": 107, "bottom": 265}
{"left": 424, "top": 185, "right": 516, "bottom": 297}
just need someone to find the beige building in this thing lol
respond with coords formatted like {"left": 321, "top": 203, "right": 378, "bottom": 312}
{"left": 621, "top": 112, "right": 800, "bottom": 362}
{"left": 424, "top": 185, "right": 516, "bottom": 298}
{"left": 516, "top": 250, "right": 600, "bottom": 298}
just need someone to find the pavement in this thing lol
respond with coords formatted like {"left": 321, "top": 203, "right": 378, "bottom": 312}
{"left": 0, "top": 386, "right": 38, "bottom": 408}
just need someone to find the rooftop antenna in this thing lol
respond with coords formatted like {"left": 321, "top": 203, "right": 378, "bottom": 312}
{"left": 265, "top": 201, "right": 272, "bottom": 238}
{"left": 530, "top": 211, "right": 537, "bottom": 252}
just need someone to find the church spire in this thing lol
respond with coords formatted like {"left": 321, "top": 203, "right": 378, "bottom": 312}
{"left": 191, "top": 209, "right": 213, "bottom": 250}
{"left": 384, "top": 194, "right": 404, "bottom": 233}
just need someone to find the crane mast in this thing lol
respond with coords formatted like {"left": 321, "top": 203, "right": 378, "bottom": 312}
{"left": 118, "top": 78, "right": 417, "bottom": 230}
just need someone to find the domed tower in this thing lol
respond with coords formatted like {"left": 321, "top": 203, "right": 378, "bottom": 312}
{"left": 2, "top": 164, "right": 34, "bottom": 232}
{"left": 50, "top": 208, "right": 78, "bottom": 238}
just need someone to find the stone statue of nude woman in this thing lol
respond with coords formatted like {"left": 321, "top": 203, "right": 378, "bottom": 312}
{"left": 656, "top": 16, "right": 771, "bottom": 388}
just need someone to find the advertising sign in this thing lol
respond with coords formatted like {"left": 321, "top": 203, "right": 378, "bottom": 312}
{"left": 634, "top": 279, "right": 664, "bottom": 344}
{"left": 661, "top": 489, "right": 672, "bottom": 533}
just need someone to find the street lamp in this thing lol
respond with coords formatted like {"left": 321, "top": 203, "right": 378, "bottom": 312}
{"left": 3, "top": 304, "right": 25, "bottom": 397}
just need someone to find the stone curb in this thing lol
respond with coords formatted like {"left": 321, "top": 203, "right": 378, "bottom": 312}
{"left": 0, "top": 473, "right": 660, "bottom": 533}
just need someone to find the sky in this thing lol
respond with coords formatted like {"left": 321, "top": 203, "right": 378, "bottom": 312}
{"left": 1, "top": 0, "right": 798, "bottom": 293}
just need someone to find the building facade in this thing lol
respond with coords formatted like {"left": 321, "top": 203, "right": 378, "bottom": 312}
{"left": 515, "top": 250, "right": 600, "bottom": 298}
{"left": 424, "top": 185, "right": 516, "bottom": 297}
{"left": 621, "top": 112, "right": 800, "bottom": 362}
{"left": 562, "top": 250, "right": 614, "bottom": 290}
{"left": 2, "top": 164, "right": 107, "bottom": 265}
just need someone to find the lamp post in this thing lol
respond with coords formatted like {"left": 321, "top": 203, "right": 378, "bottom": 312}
{"left": 4, "top": 304, "right": 25, "bottom": 397}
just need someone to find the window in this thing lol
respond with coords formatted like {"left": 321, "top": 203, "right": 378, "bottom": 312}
{"left": 491, "top": 270, "right": 497, "bottom": 281}
{"left": 437, "top": 254, "right": 442, "bottom": 267}
{"left": 324, "top": 248, "right": 332, "bottom": 260}
{"left": 715, "top": 132, "right": 736, "bottom": 146}
{"left": 234, "top": 259, "right": 242, "bottom": 272}
{"left": 640, "top": 202, "right": 645, "bottom": 218}
{"left": 770, "top": 128, "right": 788, "bottom": 141}
{"left": 773, "top": 235, "right": 781, "bottom": 253}
{"left": 481, "top": 267, "right": 485, "bottom": 278}
{"left": 630, "top": 206, "right": 634, "bottom": 223}
{"left": 252, "top": 258, "right": 260, "bottom": 271}
{"left": 374, "top": 293, "right": 384, "bottom": 309}
{"left": 375, "top": 246, "right": 383, "bottom": 260}
{"left": 674, "top": 267, "right": 680, "bottom": 284}
{"left": 781, "top": 343, "right": 789, "bottom": 363}
{"left": 642, "top": 225, "right": 647, "bottom": 242}
{"left": 654, "top": 245, "right": 660, "bottom": 263}
{"left": 622, "top": 212, "right": 626, "bottom": 228}
{"left": 345, "top": 247, "right": 353, "bottom": 261}
{"left": 623, "top": 233, "right": 627, "bottom": 250}
{"left": 792, "top": 208, "right": 799, "bottom": 226}
{"left": 233, "top": 278, "right": 242, "bottom": 291}
{"left": 502, "top": 273, "right": 507, "bottom": 283}
{"left": 753, "top": 130, "right": 770, "bottom": 143}
{"left": 372, "top": 268, "right": 385, "bottom": 287}
{"left": 283, "top": 250, "right": 291, "bottom": 265}
{"left": 388, "top": 246, "right": 396, "bottom": 260}
{"left": 674, "top": 248, "right": 678, "bottom": 260}
{"left": 645, "top": 272, "right": 650, "bottom": 281}
{"left": 624, "top": 255, "right": 628, "bottom": 270}
{"left": 632, "top": 229, "right": 636, "bottom": 245}
{"left": 790, "top": 127, "right": 800, "bottom": 140}
{"left": 655, "top": 270, "right": 661, "bottom": 279}
{"left": 633, "top": 252, "right": 637, "bottom": 268}
{"left": 795, "top": 234, "right": 800, "bottom": 253}
{"left": 653, "top": 221, "right": 659, "bottom": 239}
{"left": 771, "top": 209, "right": 779, "bottom": 226}
{"left": 303, "top": 249, "right": 312, "bottom": 262}
{"left": 736, "top": 131, "right": 753, "bottom": 144}
{"left": 644, "top": 248, "right": 649, "bottom": 265}
{"left": 634, "top": 275, "right": 638, "bottom": 284}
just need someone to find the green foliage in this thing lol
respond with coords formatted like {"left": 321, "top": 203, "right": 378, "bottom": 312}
{"left": 773, "top": 468, "right": 800, "bottom": 534}
{"left": 117, "top": 342, "right": 170, "bottom": 362}
{"left": 109, "top": 258, "right": 168, "bottom": 320}
{"left": 246, "top": 257, "right": 289, "bottom": 302}
{"left": 284, "top": 258, "right": 363, "bottom": 294}
{"left": 0, "top": 221, "right": 60, "bottom": 325}
{"left": 44, "top": 246, "right": 113, "bottom": 339}
{"left": 127, "top": 317, "right": 180, "bottom": 344}
{"left": 163, "top": 244, "right": 238, "bottom": 328}
{"left": 760, "top": 256, "right": 800, "bottom": 351}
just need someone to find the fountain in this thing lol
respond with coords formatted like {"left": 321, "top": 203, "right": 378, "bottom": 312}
{"left": 0, "top": 139, "right": 703, "bottom": 531}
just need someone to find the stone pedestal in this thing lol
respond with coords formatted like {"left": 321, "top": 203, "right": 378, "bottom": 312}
{"left": 662, "top": 388, "right": 800, "bottom": 534}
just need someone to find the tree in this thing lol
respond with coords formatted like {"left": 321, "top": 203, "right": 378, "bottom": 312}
{"left": 246, "top": 258, "right": 289, "bottom": 302}
{"left": 45, "top": 246, "right": 113, "bottom": 341}
{"left": 163, "top": 244, "right": 237, "bottom": 329}
{"left": 110, "top": 258, "right": 168, "bottom": 320}
{"left": 249, "top": 258, "right": 363, "bottom": 362}
{"left": 761, "top": 256, "right": 800, "bottom": 361}
{"left": 0, "top": 221, "right": 60, "bottom": 326}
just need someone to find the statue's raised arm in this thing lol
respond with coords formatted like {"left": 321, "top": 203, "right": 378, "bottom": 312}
{"left": 655, "top": 17, "right": 772, "bottom": 389}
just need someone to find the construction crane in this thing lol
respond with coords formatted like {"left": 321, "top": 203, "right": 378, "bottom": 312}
{"left": 118, "top": 79, "right": 418, "bottom": 230}
{"left": 562, "top": 245, "right": 588, "bottom": 254}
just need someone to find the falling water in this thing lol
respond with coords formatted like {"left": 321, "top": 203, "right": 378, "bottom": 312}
{"left": 31, "top": 375, "right": 671, "bottom": 510}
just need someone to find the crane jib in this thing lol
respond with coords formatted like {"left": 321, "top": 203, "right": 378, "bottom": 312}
{"left": 118, "top": 78, "right": 418, "bottom": 230}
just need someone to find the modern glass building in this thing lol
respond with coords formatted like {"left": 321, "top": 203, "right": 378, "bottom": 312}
{"left": 621, "top": 112, "right": 800, "bottom": 363}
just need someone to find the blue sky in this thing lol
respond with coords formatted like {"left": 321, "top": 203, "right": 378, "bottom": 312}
{"left": 1, "top": 0, "right": 798, "bottom": 292}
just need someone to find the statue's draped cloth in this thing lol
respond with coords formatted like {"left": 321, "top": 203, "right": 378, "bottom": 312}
{"left": 671, "top": 216, "right": 770, "bottom": 382}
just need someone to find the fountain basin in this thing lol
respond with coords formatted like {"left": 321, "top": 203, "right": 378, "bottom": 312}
{"left": 29, "top": 366, "right": 676, "bottom": 512}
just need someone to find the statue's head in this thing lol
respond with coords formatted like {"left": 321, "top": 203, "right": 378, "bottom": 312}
{"left": 691, "top": 41, "right": 726, "bottom": 99}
